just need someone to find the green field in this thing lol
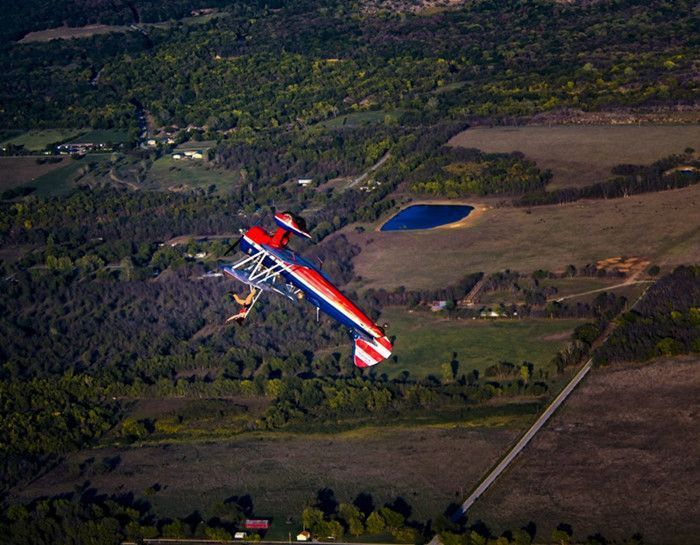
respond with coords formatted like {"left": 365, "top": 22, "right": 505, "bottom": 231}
{"left": 449, "top": 124, "right": 700, "bottom": 189}
{"left": 1, "top": 129, "right": 84, "bottom": 151}
{"left": 71, "top": 129, "right": 131, "bottom": 144}
{"left": 174, "top": 140, "right": 217, "bottom": 150}
{"left": 380, "top": 308, "right": 584, "bottom": 379}
{"left": 146, "top": 156, "right": 237, "bottom": 192}
{"left": 320, "top": 109, "right": 404, "bottom": 128}
{"left": 28, "top": 154, "right": 111, "bottom": 196}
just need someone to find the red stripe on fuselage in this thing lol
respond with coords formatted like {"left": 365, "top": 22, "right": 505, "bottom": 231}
{"left": 243, "top": 226, "right": 383, "bottom": 339}
{"left": 356, "top": 338, "right": 383, "bottom": 362}
{"left": 290, "top": 265, "right": 383, "bottom": 339}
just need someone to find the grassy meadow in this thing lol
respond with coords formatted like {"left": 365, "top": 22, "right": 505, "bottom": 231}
{"left": 146, "top": 156, "right": 237, "bottom": 192}
{"left": 379, "top": 308, "right": 584, "bottom": 379}
{"left": 1, "top": 129, "right": 84, "bottom": 151}
{"left": 320, "top": 109, "right": 404, "bottom": 129}
{"left": 29, "top": 154, "right": 112, "bottom": 196}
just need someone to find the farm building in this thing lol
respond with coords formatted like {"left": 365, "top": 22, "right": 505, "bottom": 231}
{"left": 297, "top": 178, "right": 312, "bottom": 186}
{"left": 296, "top": 531, "right": 312, "bottom": 541}
{"left": 430, "top": 300, "right": 447, "bottom": 312}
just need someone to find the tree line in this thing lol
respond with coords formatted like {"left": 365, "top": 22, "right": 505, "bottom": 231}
{"left": 517, "top": 151, "right": 699, "bottom": 207}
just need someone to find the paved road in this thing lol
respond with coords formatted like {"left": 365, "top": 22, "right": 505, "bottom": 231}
{"left": 453, "top": 357, "right": 593, "bottom": 518}
{"left": 347, "top": 152, "right": 391, "bottom": 189}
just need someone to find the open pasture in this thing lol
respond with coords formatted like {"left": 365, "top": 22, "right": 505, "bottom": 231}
{"left": 71, "top": 129, "right": 131, "bottom": 144}
{"left": 29, "top": 154, "right": 112, "bottom": 196}
{"left": 350, "top": 184, "right": 700, "bottom": 290}
{"left": 1, "top": 129, "right": 84, "bottom": 151}
{"left": 14, "top": 424, "right": 521, "bottom": 524}
{"left": 468, "top": 355, "right": 700, "bottom": 545}
{"left": 320, "top": 109, "right": 404, "bottom": 128}
{"left": 146, "top": 156, "right": 236, "bottom": 193}
{"left": 18, "top": 12, "right": 227, "bottom": 43}
{"left": 449, "top": 124, "right": 700, "bottom": 189}
{"left": 18, "top": 24, "right": 130, "bottom": 43}
{"left": 0, "top": 156, "right": 68, "bottom": 191}
{"left": 381, "top": 308, "right": 583, "bottom": 379}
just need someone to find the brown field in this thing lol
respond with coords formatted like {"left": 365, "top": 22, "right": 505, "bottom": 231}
{"left": 349, "top": 184, "right": 700, "bottom": 290}
{"left": 449, "top": 125, "right": 700, "bottom": 189}
{"left": 468, "top": 355, "right": 700, "bottom": 545}
{"left": 0, "top": 156, "right": 68, "bottom": 190}
{"left": 13, "top": 425, "right": 520, "bottom": 523}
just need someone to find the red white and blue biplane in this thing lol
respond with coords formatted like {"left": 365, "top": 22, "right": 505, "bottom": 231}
{"left": 220, "top": 212, "right": 392, "bottom": 368}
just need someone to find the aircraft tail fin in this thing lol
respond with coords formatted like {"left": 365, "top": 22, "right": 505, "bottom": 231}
{"left": 353, "top": 335, "right": 392, "bottom": 368}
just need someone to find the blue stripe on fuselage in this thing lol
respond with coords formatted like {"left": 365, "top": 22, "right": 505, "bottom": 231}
{"left": 236, "top": 238, "right": 375, "bottom": 339}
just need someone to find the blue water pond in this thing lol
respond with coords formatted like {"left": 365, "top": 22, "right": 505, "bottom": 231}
{"left": 380, "top": 204, "right": 474, "bottom": 231}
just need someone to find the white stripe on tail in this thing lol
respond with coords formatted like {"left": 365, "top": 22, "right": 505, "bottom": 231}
{"left": 353, "top": 335, "right": 392, "bottom": 368}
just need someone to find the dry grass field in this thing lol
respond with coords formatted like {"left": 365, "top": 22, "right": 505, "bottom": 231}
{"left": 0, "top": 156, "right": 68, "bottom": 190}
{"left": 18, "top": 24, "right": 130, "bottom": 43}
{"left": 468, "top": 355, "right": 700, "bottom": 545}
{"left": 349, "top": 184, "right": 700, "bottom": 290}
{"left": 449, "top": 125, "right": 700, "bottom": 189}
{"left": 13, "top": 424, "right": 521, "bottom": 524}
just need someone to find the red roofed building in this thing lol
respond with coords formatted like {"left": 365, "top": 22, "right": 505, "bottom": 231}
{"left": 245, "top": 519, "right": 270, "bottom": 530}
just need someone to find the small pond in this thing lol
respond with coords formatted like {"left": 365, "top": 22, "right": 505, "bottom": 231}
{"left": 380, "top": 204, "right": 474, "bottom": 231}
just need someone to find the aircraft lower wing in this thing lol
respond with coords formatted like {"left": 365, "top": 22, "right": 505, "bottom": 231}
{"left": 353, "top": 335, "right": 393, "bottom": 368}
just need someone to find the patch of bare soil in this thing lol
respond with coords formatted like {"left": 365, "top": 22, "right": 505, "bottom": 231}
{"left": 469, "top": 356, "right": 700, "bottom": 545}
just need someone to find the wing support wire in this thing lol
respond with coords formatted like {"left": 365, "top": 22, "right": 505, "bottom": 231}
{"left": 226, "top": 247, "right": 303, "bottom": 301}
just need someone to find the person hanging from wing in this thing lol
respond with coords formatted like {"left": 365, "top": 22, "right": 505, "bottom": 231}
{"left": 225, "top": 288, "right": 257, "bottom": 323}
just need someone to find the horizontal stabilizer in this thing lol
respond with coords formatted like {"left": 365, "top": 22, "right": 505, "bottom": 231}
{"left": 353, "top": 335, "right": 392, "bottom": 368}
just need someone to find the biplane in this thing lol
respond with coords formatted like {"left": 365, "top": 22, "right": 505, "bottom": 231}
{"left": 220, "top": 212, "right": 393, "bottom": 368}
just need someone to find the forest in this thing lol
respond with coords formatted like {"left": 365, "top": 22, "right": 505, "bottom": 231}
{"left": 1, "top": 1, "right": 697, "bottom": 130}
{"left": 594, "top": 266, "right": 700, "bottom": 365}
{"left": 407, "top": 148, "right": 551, "bottom": 197}
{"left": 516, "top": 150, "right": 700, "bottom": 206}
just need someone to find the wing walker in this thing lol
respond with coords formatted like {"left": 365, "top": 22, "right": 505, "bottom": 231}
{"left": 221, "top": 212, "right": 393, "bottom": 368}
